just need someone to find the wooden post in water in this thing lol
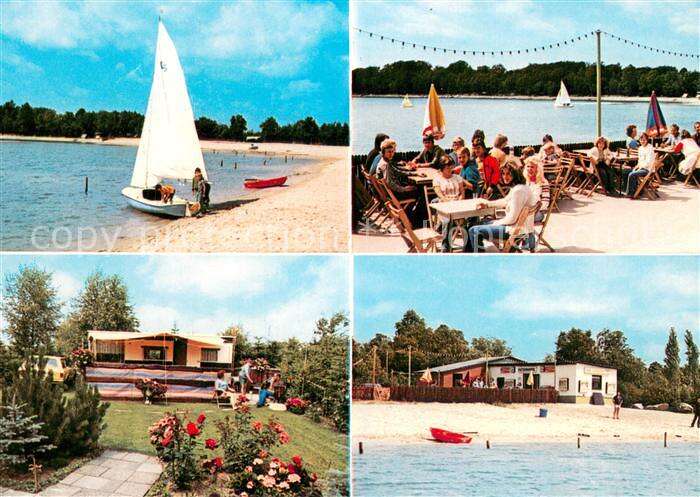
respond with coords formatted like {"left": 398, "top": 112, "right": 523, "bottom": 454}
{"left": 358, "top": 442, "right": 364, "bottom": 455}
{"left": 486, "top": 440, "right": 490, "bottom": 449}
{"left": 664, "top": 432, "right": 667, "bottom": 447}
{"left": 84, "top": 176, "right": 88, "bottom": 194}
{"left": 577, "top": 436, "right": 581, "bottom": 449}
{"left": 595, "top": 29, "right": 602, "bottom": 138}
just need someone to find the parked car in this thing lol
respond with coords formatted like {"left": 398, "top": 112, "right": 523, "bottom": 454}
{"left": 20, "top": 356, "right": 72, "bottom": 382}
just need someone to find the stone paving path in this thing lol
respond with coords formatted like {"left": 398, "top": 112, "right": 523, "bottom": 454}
{"left": 1, "top": 450, "right": 163, "bottom": 497}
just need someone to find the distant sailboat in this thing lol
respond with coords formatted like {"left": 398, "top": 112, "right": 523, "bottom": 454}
{"left": 122, "top": 20, "right": 207, "bottom": 218}
{"left": 402, "top": 94, "right": 413, "bottom": 108}
{"left": 554, "top": 80, "right": 572, "bottom": 108}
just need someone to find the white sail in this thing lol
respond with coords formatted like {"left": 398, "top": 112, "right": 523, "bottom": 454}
{"left": 131, "top": 21, "right": 206, "bottom": 188}
{"left": 402, "top": 94, "right": 413, "bottom": 108}
{"left": 554, "top": 80, "right": 572, "bottom": 107}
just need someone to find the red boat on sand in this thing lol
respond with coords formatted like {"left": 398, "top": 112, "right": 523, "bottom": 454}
{"left": 429, "top": 427, "right": 472, "bottom": 444}
{"left": 244, "top": 176, "right": 287, "bottom": 189}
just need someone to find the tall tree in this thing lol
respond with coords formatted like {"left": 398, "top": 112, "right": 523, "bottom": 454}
{"left": 664, "top": 328, "right": 681, "bottom": 383}
{"left": 684, "top": 329, "right": 698, "bottom": 392}
{"left": 228, "top": 114, "right": 247, "bottom": 141}
{"left": 469, "top": 337, "right": 512, "bottom": 358}
{"left": 2, "top": 266, "right": 61, "bottom": 354}
{"left": 555, "top": 328, "right": 598, "bottom": 363}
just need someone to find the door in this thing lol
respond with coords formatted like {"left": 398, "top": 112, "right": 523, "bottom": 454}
{"left": 523, "top": 373, "right": 541, "bottom": 389}
{"left": 497, "top": 377, "right": 505, "bottom": 389}
{"left": 173, "top": 338, "right": 188, "bottom": 366}
{"left": 452, "top": 374, "right": 463, "bottom": 387}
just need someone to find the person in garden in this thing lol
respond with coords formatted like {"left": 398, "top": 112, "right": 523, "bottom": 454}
{"left": 239, "top": 358, "right": 253, "bottom": 395}
{"left": 215, "top": 369, "right": 235, "bottom": 401}
{"left": 612, "top": 391, "right": 623, "bottom": 420}
{"left": 408, "top": 133, "right": 445, "bottom": 169}
{"left": 625, "top": 132, "right": 655, "bottom": 197}
{"left": 587, "top": 136, "right": 616, "bottom": 195}
{"left": 257, "top": 375, "right": 278, "bottom": 407}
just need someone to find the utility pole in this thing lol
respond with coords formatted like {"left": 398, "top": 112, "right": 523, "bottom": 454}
{"left": 372, "top": 346, "right": 377, "bottom": 385}
{"left": 408, "top": 346, "right": 412, "bottom": 386}
{"left": 596, "top": 29, "right": 602, "bottom": 138}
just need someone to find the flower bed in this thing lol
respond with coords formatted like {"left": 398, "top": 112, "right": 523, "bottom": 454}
{"left": 285, "top": 397, "right": 309, "bottom": 415}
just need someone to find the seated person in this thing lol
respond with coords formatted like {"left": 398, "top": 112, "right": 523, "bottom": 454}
{"left": 408, "top": 133, "right": 445, "bottom": 169}
{"left": 625, "top": 132, "right": 655, "bottom": 197}
{"left": 257, "top": 377, "right": 276, "bottom": 407}
{"left": 587, "top": 136, "right": 617, "bottom": 195}
{"left": 374, "top": 138, "right": 397, "bottom": 179}
{"left": 448, "top": 136, "right": 465, "bottom": 164}
{"left": 472, "top": 140, "right": 500, "bottom": 198}
{"left": 674, "top": 130, "right": 700, "bottom": 176}
{"left": 471, "top": 129, "right": 486, "bottom": 147}
{"left": 365, "top": 133, "right": 389, "bottom": 174}
{"left": 538, "top": 141, "right": 561, "bottom": 164}
{"left": 432, "top": 156, "right": 465, "bottom": 251}
{"left": 664, "top": 124, "right": 681, "bottom": 148}
{"left": 214, "top": 370, "right": 235, "bottom": 400}
{"left": 467, "top": 164, "right": 539, "bottom": 252}
{"left": 625, "top": 124, "right": 639, "bottom": 149}
{"left": 458, "top": 148, "right": 481, "bottom": 198}
{"left": 524, "top": 157, "right": 549, "bottom": 222}
{"left": 155, "top": 183, "right": 175, "bottom": 203}
{"left": 520, "top": 146, "right": 536, "bottom": 163}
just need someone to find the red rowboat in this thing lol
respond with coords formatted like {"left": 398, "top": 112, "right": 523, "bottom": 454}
{"left": 244, "top": 176, "right": 287, "bottom": 189}
{"left": 429, "top": 427, "right": 472, "bottom": 444}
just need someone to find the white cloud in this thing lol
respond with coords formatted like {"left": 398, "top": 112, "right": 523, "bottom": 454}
{"left": 491, "top": 289, "right": 628, "bottom": 319}
{"left": 2, "top": 51, "right": 43, "bottom": 75}
{"left": 134, "top": 304, "right": 233, "bottom": 334}
{"left": 138, "top": 255, "right": 283, "bottom": 299}
{"left": 361, "top": 301, "right": 401, "bottom": 319}
{"left": 285, "top": 79, "right": 321, "bottom": 95}
{"left": 53, "top": 271, "right": 81, "bottom": 305}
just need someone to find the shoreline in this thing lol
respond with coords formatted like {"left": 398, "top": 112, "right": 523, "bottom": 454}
{"left": 351, "top": 402, "right": 700, "bottom": 445}
{"left": 353, "top": 94, "right": 700, "bottom": 104}
{"left": 3, "top": 134, "right": 349, "bottom": 253}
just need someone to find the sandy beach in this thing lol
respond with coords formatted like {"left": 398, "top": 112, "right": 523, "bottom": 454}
{"left": 352, "top": 402, "right": 700, "bottom": 445}
{"left": 353, "top": 182, "right": 700, "bottom": 253}
{"left": 3, "top": 135, "right": 349, "bottom": 253}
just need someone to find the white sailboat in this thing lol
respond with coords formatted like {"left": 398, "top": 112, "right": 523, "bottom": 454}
{"left": 402, "top": 94, "right": 413, "bottom": 108}
{"left": 122, "top": 20, "right": 207, "bottom": 218}
{"left": 554, "top": 80, "right": 572, "bottom": 108}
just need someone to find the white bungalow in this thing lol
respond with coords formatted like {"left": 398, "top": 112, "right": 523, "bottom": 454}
{"left": 87, "top": 330, "right": 235, "bottom": 369}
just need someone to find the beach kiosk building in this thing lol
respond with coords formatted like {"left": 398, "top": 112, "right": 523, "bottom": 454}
{"left": 87, "top": 330, "right": 235, "bottom": 369}
{"left": 425, "top": 356, "right": 617, "bottom": 405}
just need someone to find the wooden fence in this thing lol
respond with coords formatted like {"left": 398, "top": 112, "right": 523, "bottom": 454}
{"left": 353, "top": 385, "right": 558, "bottom": 404}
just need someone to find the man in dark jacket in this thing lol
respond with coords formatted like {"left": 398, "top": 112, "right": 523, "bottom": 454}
{"left": 691, "top": 397, "right": 700, "bottom": 428}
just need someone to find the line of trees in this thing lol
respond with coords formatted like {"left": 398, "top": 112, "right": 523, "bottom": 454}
{"left": 354, "top": 310, "right": 698, "bottom": 409}
{"left": 352, "top": 61, "right": 699, "bottom": 97}
{"left": 0, "top": 101, "right": 349, "bottom": 146}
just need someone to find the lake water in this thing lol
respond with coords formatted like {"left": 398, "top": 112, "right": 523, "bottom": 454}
{"left": 0, "top": 140, "right": 317, "bottom": 251}
{"left": 353, "top": 441, "right": 700, "bottom": 497}
{"left": 352, "top": 97, "right": 699, "bottom": 154}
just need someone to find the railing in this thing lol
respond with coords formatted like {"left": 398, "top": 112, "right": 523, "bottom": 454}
{"left": 353, "top": 385, "right": 558, "bottom": 403}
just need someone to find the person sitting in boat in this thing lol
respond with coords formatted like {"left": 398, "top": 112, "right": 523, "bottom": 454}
{"left": 472, "top": 140, "right": 500, "bottom": 198}
{"left": 155, "top": 183, "right": 175, "bottom": 203}
{"left": 524, "top": 157, "right": 549, "bottom": 222}
{"left": 674, "top": 130, "right": 700, "bottom": 176}
{"left": 587, "top": 136, "right": 617, "bottom": 195}
{"left": 625, "top": 124, "right": 639, "bottom": 149}
{"left": 467, "top": 163, "right": 539, "bottom": 252}
{"left": 624, "top": 132, "right": 655, "bottom": 198}
{"left": 408, "top": 133, "right": 445, "bottom": 169}
{"left": 448, "top": 136, "right": 465, "bottom": 164}
{"left": 458, "top": 147, "right": 481, "bottom": 198}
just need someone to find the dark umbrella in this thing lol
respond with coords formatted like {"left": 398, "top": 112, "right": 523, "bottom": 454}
{"left": 645, "top": 91, "right": 668, "bottom": 138}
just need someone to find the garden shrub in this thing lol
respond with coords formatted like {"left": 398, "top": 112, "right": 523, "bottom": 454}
{"left": 0, "top": 398, "right": 53, "bottom": 472}
{"left": 135, "top": 378, "right": 168, "bottom": 404}
{"left": 285, "top": 397, "right": 309, "bottom": 415}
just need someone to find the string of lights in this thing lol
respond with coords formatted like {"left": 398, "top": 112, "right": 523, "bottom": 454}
{"left": 354, "top": 27, "right": 700, "bottom": 59}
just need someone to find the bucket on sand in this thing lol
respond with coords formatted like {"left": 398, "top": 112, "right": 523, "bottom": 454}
{"left": 539, "top": 408, "right": 548, "bottom": 418}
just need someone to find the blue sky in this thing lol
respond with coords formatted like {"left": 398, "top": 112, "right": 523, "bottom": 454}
{"left": 354, "top": 256, "right": 699, "bottom": 364}
{"left": 0, "top": 0, "right": 349, "bottom": 127}
{"left": 0, "top": 254, "right": 349, "bottom": 342}
{"left": 352, "top": 1, "right": 699, "bottom": 71}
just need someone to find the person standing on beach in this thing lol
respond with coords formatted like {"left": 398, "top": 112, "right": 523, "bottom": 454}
{"left": 691, "top": 397, "right": 700, "bottom": 428}
{"left": 192, "top": 167, "right": 209, "bottom": 216}
{"left": 612, "top": 391, "right": 623, "bottom": 419}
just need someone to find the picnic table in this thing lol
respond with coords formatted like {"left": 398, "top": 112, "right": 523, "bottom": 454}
{"left": 408, "top": 167, "right": 440, "bottom": 228}
{"left": 654, "top": 146, "right": 682, "bottom": 179}
{"left": 429, "top": 198, "right": 496, "bottom": 222}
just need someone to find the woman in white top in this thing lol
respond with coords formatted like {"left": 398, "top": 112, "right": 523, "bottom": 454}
{"left": 467, "top": 164, "right": 539, "bottom": 252}
{"left": 625, "top": 132, "right": 655, "bottom": 197}
{"left": 674, "top": 130, "right": 700, "bottom": 176}
{"left": 524, "top": 157, "right": 549, "bottom": 222}
{"left": 374, "top": 138, "right": 397, "bottom": 179}
{"left": 432, "top": 155, "right": 464, "bottom": 251}
{"left": 587, "top": 136, "right": 616, "bottom": 195}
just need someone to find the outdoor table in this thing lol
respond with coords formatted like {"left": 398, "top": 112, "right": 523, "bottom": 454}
{"left": 654, "top": 146, "right": 681, "bottom": 179}
{"left": 611, "top": 152, "right": 637, "bottom": 193}
{"left": 429, "top": 198, "right": 496, "bottom": 223}
{"left": 408, "top": 167, "right": 440, "bottom": 228}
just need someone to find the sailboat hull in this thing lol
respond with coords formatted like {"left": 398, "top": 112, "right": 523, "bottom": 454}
{"left": 554, "top": 103, "right": 573, "bottom": 108}
{"left": 121, "top": 186, "right": 188, "bottom": 218}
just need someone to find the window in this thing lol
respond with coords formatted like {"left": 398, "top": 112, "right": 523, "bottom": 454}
{"left": 47, "top": 358, "right": 59, "bottom": 369}
{"left": 201, "top": 348, "right": 219, "bottom": 363}
{"left": 96, "top": 341, "right": 124, "bottom": 362}
{"left": 558, "top": 378, "right": 569, "bottom": 392}
{"left": 143, "top": 346, "right": 166, "bottom": 361}
{"left": 591, "top": 375, "right": 602, "bottom": 391}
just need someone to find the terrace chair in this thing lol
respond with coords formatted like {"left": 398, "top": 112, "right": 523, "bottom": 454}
{"left": 577, "top": 155, "right": 605, "bottom": 197}
{"left": 385, "top": 203, "right": 442, "bottom": 253}
{"left": 359, "top": 170, "right": 392, "bottom": 231}
{"left": 632, "top": 156, "right": 664, "bottom": 200}
{"left": 683, "top": 168, "right": 700, "bottom": 188}
{"left": 543, "top": 161, "right": 567, "bottom": 211}
{"left": 491, "top": 201, "right": 542, "bottom": 253}
{"left": 536, "top": 188, "right": 561, "bottom": 252}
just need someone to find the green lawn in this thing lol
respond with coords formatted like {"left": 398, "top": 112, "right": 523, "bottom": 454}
{"left": 100, "top": 401, "right": 347, "bottom": 475}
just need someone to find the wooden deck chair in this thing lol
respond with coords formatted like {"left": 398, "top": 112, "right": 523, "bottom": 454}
{"left": 632, "top": 156, "right": 664, "bottom": 200}
{"left": 491, "top": 201, "right": 541, "bottom": 253}
{"left": 536, "top": 187, "right": 561, "bottom": 252}
{"left": 212, "top": 389, "right": 230, "bottom": 409}
{"left": 578, "top": 155, "right": 605, "bottom": 196}
{"left": 683, "top": 168, "right": 700, "bottom": 188}
{"left": 385, "top": 203, "right": 442, "bottom": 253}
{"left": 563, "top": 154, "right": 588, "bottom": 192}
{"left": 360, "top": 170, "right": 391, "bottom": 230}
{"left": 543, "top": 161, "right": 566, "bottom": 211}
